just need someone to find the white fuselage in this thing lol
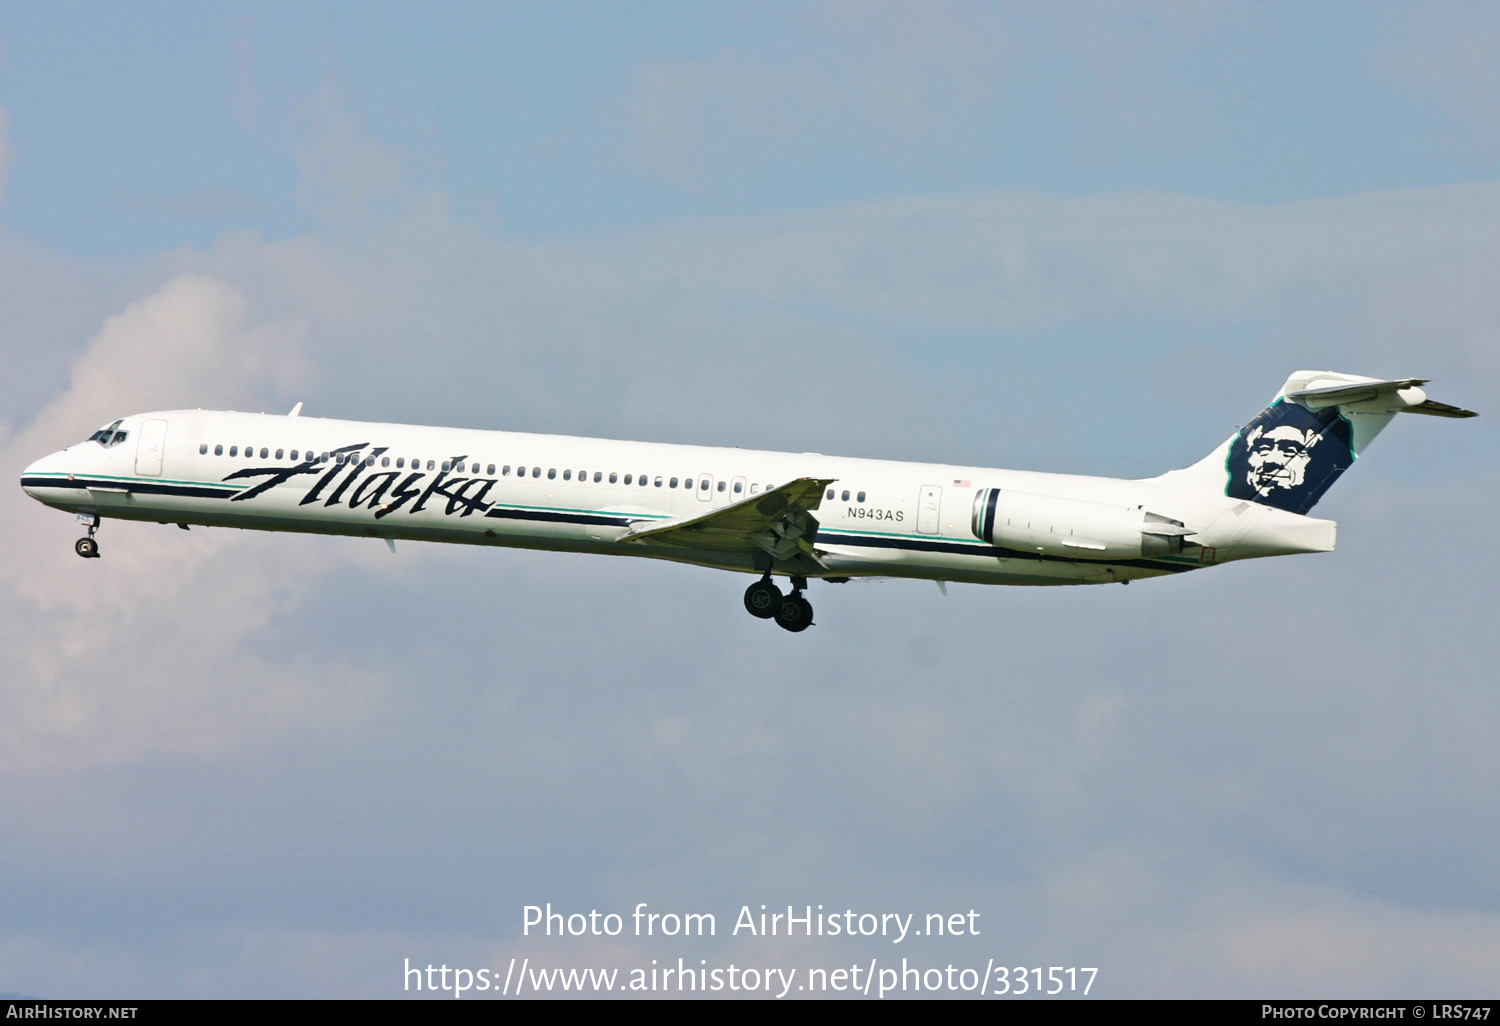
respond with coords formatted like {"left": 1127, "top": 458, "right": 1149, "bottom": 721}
{"left": 20, "top": 409, "right": 1335, "bottom": 587}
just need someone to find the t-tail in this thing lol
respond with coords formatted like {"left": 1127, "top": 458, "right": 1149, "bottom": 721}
{"left": 1156, "top": 371, "right": 1477, "bottom": 514}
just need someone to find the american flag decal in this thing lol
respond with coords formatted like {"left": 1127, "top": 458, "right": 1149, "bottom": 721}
{"left": 953, "top": 479, "right": 971, "bottom": 487}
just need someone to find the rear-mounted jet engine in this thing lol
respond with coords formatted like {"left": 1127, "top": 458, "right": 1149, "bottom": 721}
{"left": 971, "top": 488, "right": 1193, "bottom": 559}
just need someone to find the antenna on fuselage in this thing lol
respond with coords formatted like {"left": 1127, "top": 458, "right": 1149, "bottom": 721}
{"left": 288, "top": 402, "right": 303, "bottom": 417}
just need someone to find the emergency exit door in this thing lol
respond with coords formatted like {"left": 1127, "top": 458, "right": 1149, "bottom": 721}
{"left": 916, "top": 485, "right": 942, "bottom": 534}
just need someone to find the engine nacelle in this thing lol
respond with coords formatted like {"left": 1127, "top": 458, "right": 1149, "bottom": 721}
{"left": 971, "top": 488, "right": 1191, "bottom": 560}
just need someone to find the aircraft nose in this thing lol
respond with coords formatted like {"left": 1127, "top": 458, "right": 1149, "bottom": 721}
{"left": 20, "top": 451, "right": 63, "bottom": 499}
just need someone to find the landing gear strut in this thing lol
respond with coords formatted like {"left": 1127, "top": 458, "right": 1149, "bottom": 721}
{"left": 742, "top": 573, "right": 814, "bottom": 632}
{"left": 75, "top": 513, "right": 100, "bottom": 559}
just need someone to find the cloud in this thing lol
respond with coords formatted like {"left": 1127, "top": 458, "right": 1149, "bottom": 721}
{"left": 0, "top": 106, "right": 13, "bottom": 201}
{"left": 229, "top": 19, "right": 259, "bottom": 134}
{"left": 291, "top": 81, "right": 404, "bottom": 231}
{"left": 1372, "top": 1, "right": 1500, "bottom": 154}
{"left": 3, "top": 113, "right": 1496, "bottom": 994}
{"left": 612, "top": 0, "right": 1248, "bottom": 191}
{"left": 1141, "top": 883, "right": 1500, "bottom": 997}
{"left": 615, "top": 0, "right": 1013, "bottom": 189}
{"left": 0, "top": 275, "right": 383, "bottom": 773}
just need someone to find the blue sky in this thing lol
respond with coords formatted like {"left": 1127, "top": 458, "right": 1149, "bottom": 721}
{"left": 1, "top": 0, "right": 1498, "bottom": 999}
{"left": 5, "top": 2, "right": 1496, "bottom": 256}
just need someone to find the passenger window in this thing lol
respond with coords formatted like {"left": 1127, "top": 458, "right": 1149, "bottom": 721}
{"left": 427, "top": 460, "right": 436, "bottom": 471}
{"left": 230, "top": 446, "right": 238, "bottom": 457}
{"left": 718, "top": 481, "right": 726, "bottom": 492}
{"left": 841, "top": 490, "right": 850, "bottom": 501}
{"left": 594, "top": 472, "right": 602, "bottom": 483}
{"left": 734, "top": 482, "right": 743, "bottom": 494}
{"left": 199, "top": 443, "right": 208, "bottom": 455}
{"left": 669, "top": 477, "right": 678, "bottom": 488}
{"left": 563, "top": 470, "right": 571, "bottom": 481}
{"left": 488, "top": 464, "right": 496, "bottom": 475}
{"left": 826, "top": 488, "right": 834, "bottom": 500}
{"left": 380, "top": 456, "right": 388, "bottom": 467}
{"left": 857, "top": 491, "right": 866, "bottom": 503}
{"left": 623, "top": 474, "right": 632, "bottom": 485}
{"left": 700, "top": 479, "right": 709, "bottom": 491}
{"left": 606, "top": 472, "right": 614, "bottom": 483}
{"left": 750, "top": 483, "right": 760, "bottom": 494}
{"left": 276, "top": 449, "right": 285, "bottom": 460}
{"left": 532, "top": 467, "right": 541, "bottom": 478}
{"left": 502, "top": 465, "right": 510, "bottom": 476}
{"left": 214, "top": 444, "right": 223, "bottom": 456}
{"left": 655, "top": 476, "right": 663, "bottom": 487}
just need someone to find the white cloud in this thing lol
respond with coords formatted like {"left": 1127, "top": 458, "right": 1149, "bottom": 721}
{"left": 1144, "top": 884, "right": 1500, "bottom": 997}
{"left": 3, "top": 139, "right": 1497, "bottom": 995}
{"left": 292, "top": 81, "right": 404, "bottom": 231}
{"left": 615, "top": 0, "right": 1013, "bottom": 188}
{"left": 0, "top": 106, "right": 13, "bottom": 201}
{"left": 0, "top": 275, "right": 383, "bottom": 772}
{"left": 229, "top": 19, "right": 259, "bottom": 134}
{"left": 1372, "top": 1, "right": 1500, "bottom": 154}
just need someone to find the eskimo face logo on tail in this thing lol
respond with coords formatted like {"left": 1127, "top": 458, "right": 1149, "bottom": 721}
{"left": 1225, "top": 400, "right": 1353, "bottom": 514}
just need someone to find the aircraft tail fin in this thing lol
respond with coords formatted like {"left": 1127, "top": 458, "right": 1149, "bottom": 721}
{"left": 1154, "top": 371, "right": 1476, "bottom": 514}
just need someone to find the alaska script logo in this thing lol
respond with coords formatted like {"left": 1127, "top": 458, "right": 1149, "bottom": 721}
{"left": 223, "top": 444, "right": 500, "bottom": 519}
{"left": 1225, "top": 400, "right": 1353, "bottom": 515}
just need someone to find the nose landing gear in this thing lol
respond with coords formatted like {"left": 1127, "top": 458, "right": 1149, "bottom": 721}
{"left": 75, "top": 513, "right": 100, "bottom": 559}
{"left": 742, "top": 573, "right": 814, "bottom": 633}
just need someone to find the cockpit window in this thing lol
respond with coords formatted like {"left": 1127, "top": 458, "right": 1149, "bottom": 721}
{"left": 86, "top": 420, "right": 128, "bottom": 448}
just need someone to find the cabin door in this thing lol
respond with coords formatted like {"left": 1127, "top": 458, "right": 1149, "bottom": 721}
{"left": 135, "top": 419, "right": 168, "bottom": 477}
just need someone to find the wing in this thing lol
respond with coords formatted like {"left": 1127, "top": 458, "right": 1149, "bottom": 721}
{"left": 620, "top": 477, "right": 836, "bottom": 573}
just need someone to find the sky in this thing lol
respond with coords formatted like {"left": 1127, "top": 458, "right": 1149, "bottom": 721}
{"left": 1, "top": 0, "right": 1498, "bottom": 1000}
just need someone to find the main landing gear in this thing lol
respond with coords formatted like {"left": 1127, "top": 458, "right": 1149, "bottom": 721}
{"left": 75, "top": 513, "right": 100, "bottom": 559}
{"left": 743, "top": 574, "right": 814, "bottom": 633}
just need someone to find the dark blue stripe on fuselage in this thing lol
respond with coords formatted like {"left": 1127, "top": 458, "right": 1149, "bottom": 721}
{"left": 21, "top": 476, "right": 238, "bottom": 501}
{"left": 483, "top": 506, "right": 633, "bottom": 528}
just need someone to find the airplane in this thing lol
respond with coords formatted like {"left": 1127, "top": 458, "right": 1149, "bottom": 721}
{"left": 19, "top": 370, "right": 1475, "bottom": 632}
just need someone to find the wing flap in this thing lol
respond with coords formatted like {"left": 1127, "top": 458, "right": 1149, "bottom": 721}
{"left": 621, "top": 477, "right": 836, "bottom": 570}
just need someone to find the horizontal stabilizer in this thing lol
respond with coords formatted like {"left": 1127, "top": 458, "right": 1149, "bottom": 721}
{"left": 1407, "top": 398, "right": 1479, "bottom": 419}
{"left": 1153, "top": 370, "right": 1475, "bottom": 514}
{"left": 1285, "top": 377, "right": 1477, "bottom": 417}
